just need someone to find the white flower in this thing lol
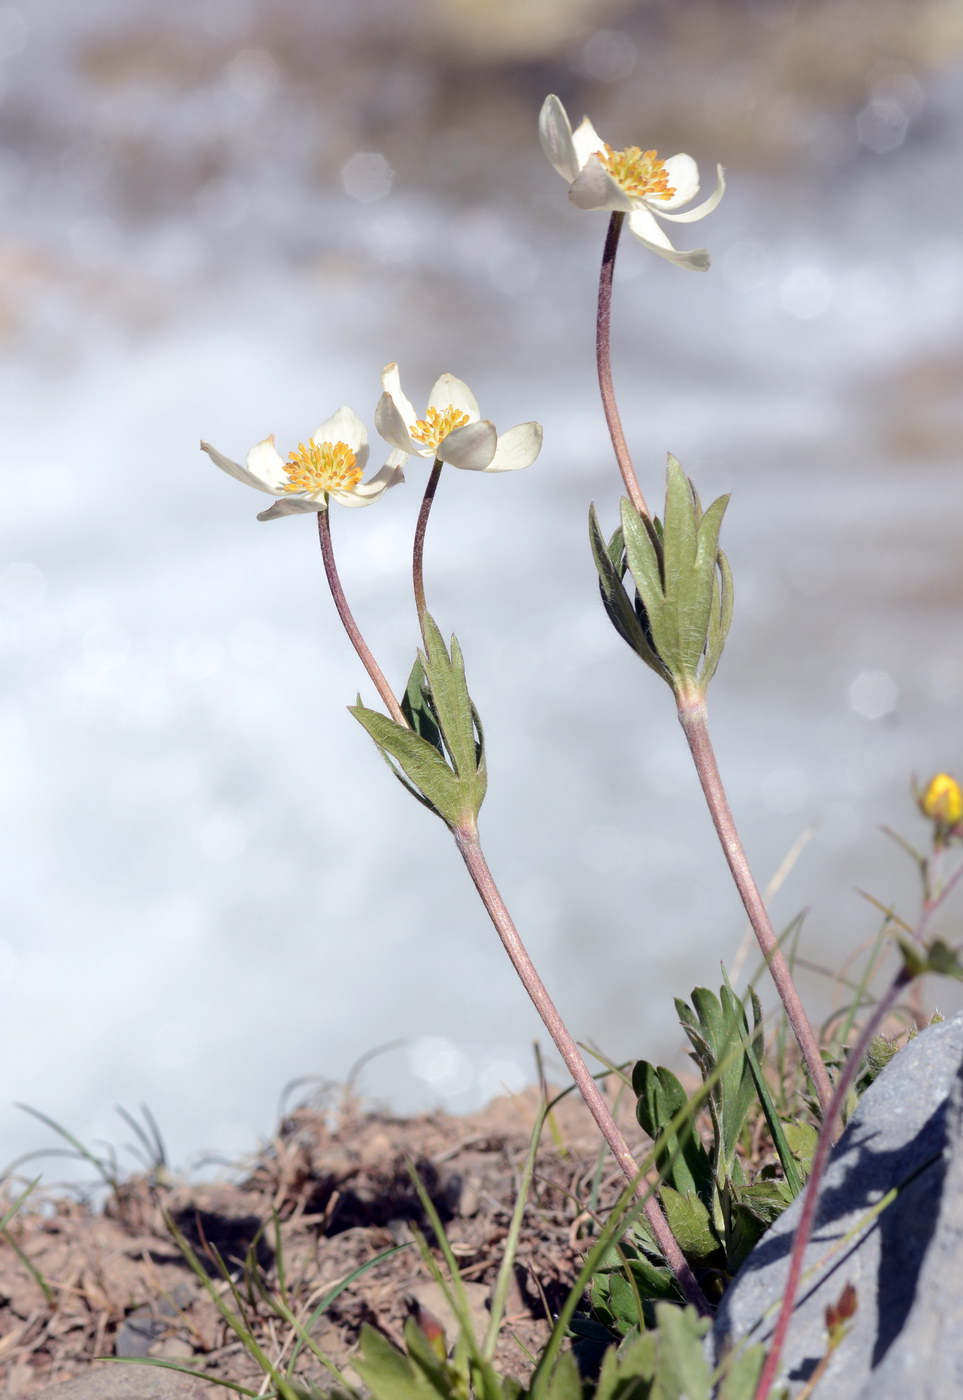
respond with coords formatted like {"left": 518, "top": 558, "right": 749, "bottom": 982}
{"left": 538, "top": 94, "right": 725, "bottom": 272}
{"left": 201, "top": 406, "right": 406, "bottom": 521}
{"left": 374, "top": 362, "right": 543, "bottom": 473}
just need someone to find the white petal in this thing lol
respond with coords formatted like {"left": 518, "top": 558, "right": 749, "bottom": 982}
{"left": 627, "top": 207, "right": 710, "bottom": 270}
{"left": 427, "top": 372, "right": 480, "bottom": 423}
{"left": 570, "top": 116, "right": 608, "bottom": 172}
{"left": 375, "top": 389, "right": 428, "bottom": 456}
{"left": 439, "top": 420, "right": 497, "bottom": 470}
{"left": 656, "top": 154, "right": 700, "bottom": 210}
{"left": 484, "top": 421, "right": 543, "bottom": 473}
{"left": 335, "top": 455, "right": 406, "bottom": 507}
{"left": 312, "top": 405, "right": 368, "bottom": 462}
{"left": 538, "top": 94, "right": 580, "bottom": 183}
{"left": 257, "top": 497, "right": 326, "bottom": 521}
{"left": 569, "top": 157, "right": 633, "bottom": 213}
{"left": 657, "top": 164, "right": 726, "bottom": 224}
{"left": 246, "top": 436, "right": 290, "bottom": 491}
{"left": 201, "top": 439, "right": 275, "bottom": 494}
{"left": 380, "top": 361, "right": 417, "bottom": 421}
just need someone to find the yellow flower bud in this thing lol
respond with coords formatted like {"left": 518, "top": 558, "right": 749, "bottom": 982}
{"left": 919, "top": 773, "right": 963, "bottom": 827}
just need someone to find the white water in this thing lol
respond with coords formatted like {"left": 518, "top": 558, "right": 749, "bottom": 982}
{"left": 3, "top": 0, "right": 963, "bottom": 1182}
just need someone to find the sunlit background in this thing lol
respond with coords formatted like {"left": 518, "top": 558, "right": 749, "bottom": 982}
{"left": 4, "top": 0, "right": 963, "bottom": 1180}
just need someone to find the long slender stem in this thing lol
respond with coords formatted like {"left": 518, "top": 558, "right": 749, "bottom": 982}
{"left": 752, "top": 969, "right": 910, "bottom": 1400}
{"left": 317, "top": 508, "right": 407, "bottom": 728}
{"left": 412, "top": 456, "right": 444, "bottom": 636}
{"left": 454, "top": 822, "right": 710, "bottom": 1316}
{"left": 598, "top": 213, "right": 649, "bottom": 518}
{"left": 677, "top": 693, "right": 833, "bottom": 1116}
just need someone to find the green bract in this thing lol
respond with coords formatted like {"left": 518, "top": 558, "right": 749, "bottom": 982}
{"left": 591, "top": 455, "right": 733, "bottom": 698}
{"left": 351, "top": 613, "right": 487, "bottom": 829}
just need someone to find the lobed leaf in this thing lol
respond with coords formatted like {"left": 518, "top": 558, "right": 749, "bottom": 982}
{"left": 619, "top": 459, "right": 734, "bottom": 693}
{"left": 621, "top": 500, "right": 680, "bottom": 675}
{"left": 352, "top": 1325, "right": 439, "bottom": 1400}
{"left": 589, "top": 506, "right": 667, "bottom": 680}
{"left": 351, "top": 703, "right": 465, "bottom": 825}
{"left": 419, "top": 613, "right": 481, "bottom": 783}
{"left": 702, "top": 547, "right": 733, "bottom": 687}
{"left": 401, "top": 655, "right": 443, "bottom": 755}
{"left": 659, "top": 1185, "right": 721, "bottom": 1263}
{"left": 632, "top": 1061, "right": 713, "bottom": 1202}
{"left": 651, "top": 1304, "right": 713, "bottom": 1400}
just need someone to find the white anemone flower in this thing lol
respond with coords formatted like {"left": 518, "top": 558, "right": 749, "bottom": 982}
{"left": 374, "top": 362, "right": 543, "bottom": 473}
{"left": 201, "top": 406, "right": 406, "bottom": 521}
{"left": 538, "top": 94, "right": 725, "bottom": 272}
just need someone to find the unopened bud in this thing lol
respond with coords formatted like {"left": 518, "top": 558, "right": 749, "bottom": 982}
{"left": 919, "top": 773, "right": 963, "bottom": 828}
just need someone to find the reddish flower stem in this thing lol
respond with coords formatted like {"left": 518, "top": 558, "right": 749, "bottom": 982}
{"left": 677, "top": 692, "right": 833, "bottom": 1116}
{"left": 454, "top": 822, "right": 710, "bottom": 1317}
{"left": 598, "top": 213, "right": 649, "bottom": 518}
{"left": 412, "top": 456, "right": 444, "bottom": 637}
{"left": 316, "top": 508, "right": 407, "bottom": 728}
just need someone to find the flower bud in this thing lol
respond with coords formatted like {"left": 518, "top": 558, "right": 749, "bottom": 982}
{"left": 919, "top": 773, "right": 963, "bottom": 828}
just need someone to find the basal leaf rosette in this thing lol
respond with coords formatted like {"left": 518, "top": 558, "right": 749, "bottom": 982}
{"left": 590, "top": 456, "right": 733, "bottom": 699}
{"left": 202, "top": 405, "right": 406, "bottom": 520}
{"left": 539, "top": 94, "right": 724, "bottom": 271}
{"left": 375, "top": 362, "right": 542, "bottom": 473}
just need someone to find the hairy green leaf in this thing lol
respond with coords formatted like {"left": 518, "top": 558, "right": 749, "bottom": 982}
{"left": 589, "top": 506, "right": 668, "bottom": 681}
{"left": 702, "top": 547, "right": 733, "bottom": 687}
{"left": 351, "top": 703, "right": 466, "bottom": 825}
{"left": 632, "top": 1061, "right": 713, "bottom": 1201}
{"left": 401, "top": 656, "right": 443, "bottom": 755}
{"left": 659, "top": 1186, "right": 721, "bottom": 1263}
{"left": 419, "top": 614, "right": 481, "bottom": 784}
{"left": 650, "top": 1304, "right": 712, "bottom": 1400}
{"left": 352, "top": 1325, "right": 439, "bottom": 1400}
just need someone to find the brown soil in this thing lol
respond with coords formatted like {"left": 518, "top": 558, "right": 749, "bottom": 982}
{"left": 0, "top": 1088, "right": 643, "bottom": 1397}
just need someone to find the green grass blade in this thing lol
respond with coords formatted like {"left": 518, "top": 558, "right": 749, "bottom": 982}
{"left": 284, "top": 1243, "right": 410, "bottom": 1377}
{"left": 14, "top": 1104, "right": 119, "bottom": 1189}
{"left": 483, "top": 1099, "right": 547, "bottom": 1359}
{"left": 719, "top": 972, "right": 802, "bottom": 1197}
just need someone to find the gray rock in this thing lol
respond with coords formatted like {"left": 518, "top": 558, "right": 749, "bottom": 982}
{"left": 31, "top": 1366, "right": 217, "bottom": 1400}
{"left": 710, "top": 1014, "right": 963, "bottom": 1398}
{"left": 115, "top": 1284, "right": 195, "bottom": 1360}
{"left": 858, "top": 1050, "right": 963, "bottom": 1399}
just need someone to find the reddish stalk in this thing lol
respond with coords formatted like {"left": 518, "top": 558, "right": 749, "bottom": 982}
{"left": 316, "top": 508, "right": 407, "bottom": 728}
{"left": 412, "top": 456, "right": 444, "bottom": 636}
{"left": 597, "top": 213, "right": 649, "bottom": 518}
{"left": 454, "top": 821, "right": 710, "bottom": 1317}
{"left": 677, "top": 692, "right": 833, "bottom": 1116}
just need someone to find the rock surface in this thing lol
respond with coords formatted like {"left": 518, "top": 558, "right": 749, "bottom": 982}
{"left": 860, "top": 1045, "right": 963, "bottom": 1400}
{"left": 24, "top": 1368, "right": 219, "bottom": 1400}
{"left": 710, "top": 1014, "right": 963, "bottom": 1398}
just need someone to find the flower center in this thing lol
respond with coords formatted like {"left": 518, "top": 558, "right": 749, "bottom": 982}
{"left": 283, "top": 440, "right": 362, "bottom": 495}
{"left": 409, "top": 405, "right": 470, "bottom": 450}
{"left": 598, "top": 145, "right": 676, "bottom": 202}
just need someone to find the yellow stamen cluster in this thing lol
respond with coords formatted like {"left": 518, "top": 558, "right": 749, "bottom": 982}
{"left": 410, "top": 405, "right": 470, "bottom": 450}
{"left": 599, "top": 144, "right": 675, "bottom": 202}
{"left": 283, "top": 440, "right": 362, "bottom": 496}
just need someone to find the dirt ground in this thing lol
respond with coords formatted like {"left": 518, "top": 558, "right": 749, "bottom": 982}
{"left": 0, "top": 1087, "right": 645, "bottom": 1397}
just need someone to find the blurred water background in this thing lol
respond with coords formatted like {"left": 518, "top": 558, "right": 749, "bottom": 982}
{"left": 4, "top": 0, "right": 963, "bottom": 1181}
